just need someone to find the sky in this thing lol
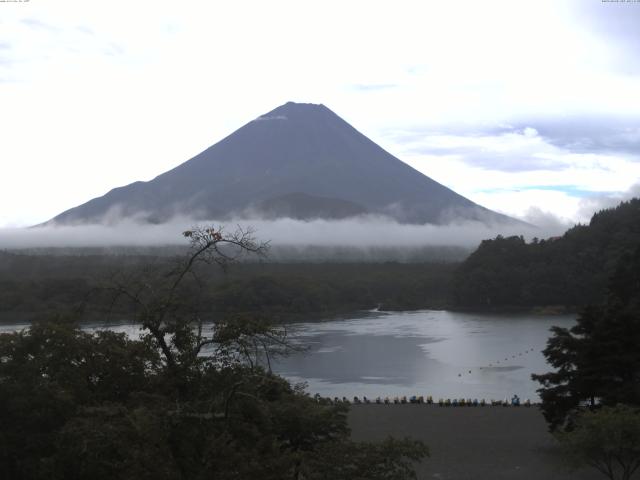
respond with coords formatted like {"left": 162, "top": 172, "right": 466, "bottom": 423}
{"left": 1, "top": 0, "right": 640, "bottom": 228}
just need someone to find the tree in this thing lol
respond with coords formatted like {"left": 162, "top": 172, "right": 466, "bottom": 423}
{"left": 102, "top": 225, "right": 270, "bottom": 371}
{"left": 556, "top": 405, "right": 640, "bottom": 480}
{"left": 0, "top": 318, "right": 162, "bottom": 480}
{"left": 533, "top": 246, "right": 640, "bottom": 430}
{"left": 0, "top": 224, "right": 428, "bottom": 480}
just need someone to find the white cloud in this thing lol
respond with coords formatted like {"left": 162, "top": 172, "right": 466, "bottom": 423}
{"left": 471, "top": 190, "right": 582, "bottom": 224}
{"left": 397, "top": 126, "right": 640, "bottom": 225}
{"left": 576, "top": 182, "right": 640, "bottom": 220}
{"left": 0, "top": 215, "right": 553, "bottom": 250}
{"left": 1, "top": 0, "right": 640, "bottom": 227}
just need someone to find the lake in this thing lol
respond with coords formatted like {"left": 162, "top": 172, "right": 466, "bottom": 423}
{"left": 274, "top": 309, "right": 574, "bottom": 401}
{"left": 0, "top": 309, "right": 574, "bottom": 401}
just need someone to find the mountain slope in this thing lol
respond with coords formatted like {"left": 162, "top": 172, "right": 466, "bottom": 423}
{"left": 49, "top": 102, "right": 517, "bottom": 225}
{"left": 253, "top": 192, "right": 368, "bottom": 220}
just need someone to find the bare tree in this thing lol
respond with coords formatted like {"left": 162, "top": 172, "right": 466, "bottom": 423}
{"left": 103, "top": 225, "right": 276, "bottom": 370}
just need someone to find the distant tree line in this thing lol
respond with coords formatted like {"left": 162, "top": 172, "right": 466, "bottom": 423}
{"left": 0, "top": 254, "right": 455, "bottom": 322}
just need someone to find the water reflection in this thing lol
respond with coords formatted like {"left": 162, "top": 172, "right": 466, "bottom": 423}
{"left": 273, "top": 310, "right": 575, "bottom": 401}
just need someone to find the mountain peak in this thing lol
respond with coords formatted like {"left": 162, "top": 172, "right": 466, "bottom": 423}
{"left": 258, "top": 101, "right": 331, "bottom": 119}
{"left": 282, "top": 101, "right": 326, "bottom": 109}
{"left": 47, "top": 102, "right": 520, "bottom": 226}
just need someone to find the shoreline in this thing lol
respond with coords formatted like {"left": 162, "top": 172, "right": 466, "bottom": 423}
{"left": 447, "top": 305, "right": 578, "bottom": 315}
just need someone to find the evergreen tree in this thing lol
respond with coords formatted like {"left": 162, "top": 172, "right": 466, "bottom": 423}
{"left": 533, "top": 246, "right": 640, "bottom": 430}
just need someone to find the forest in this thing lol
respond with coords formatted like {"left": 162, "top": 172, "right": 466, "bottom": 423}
{"left": 0, "top": 252, "right": 455, "bottom": 323}
{"left": 453, "top": 199, "right": 640, "bottom": 310}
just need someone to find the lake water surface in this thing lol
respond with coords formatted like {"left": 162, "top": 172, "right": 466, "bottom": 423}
{"left": 0, "top": 309, "right": 574, "bottom": 401}
{"left": 273, "top": 309, "right": 574, "bottom": 401}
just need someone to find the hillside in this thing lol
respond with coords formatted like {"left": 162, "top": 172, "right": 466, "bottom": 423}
{"left": 453, "top": 198, "right": 640, "bottom": 309}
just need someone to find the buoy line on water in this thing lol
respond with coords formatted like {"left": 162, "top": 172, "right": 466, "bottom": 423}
{"left": 469, "top": 347, "right": 537, "bottom": 372}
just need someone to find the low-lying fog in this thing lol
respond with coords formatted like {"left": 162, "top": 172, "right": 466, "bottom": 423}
{"left": 0, "top": 216, "right": 567, "bottom": 253}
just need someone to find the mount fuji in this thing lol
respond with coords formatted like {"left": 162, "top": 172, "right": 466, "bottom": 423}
{"left": 48, "top": 102, "right": 518, "bottom": 226}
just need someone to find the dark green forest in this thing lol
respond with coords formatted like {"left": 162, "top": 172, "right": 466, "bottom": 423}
{"left": 453, "top": 198, "right": 640, "bottom": 309}
{"left": 0, "top": 252, "right": 455, "bottom": 322}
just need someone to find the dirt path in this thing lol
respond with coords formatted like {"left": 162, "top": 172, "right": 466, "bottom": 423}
{"left": 349, "top": 405, "right": 601, "bottom": 480}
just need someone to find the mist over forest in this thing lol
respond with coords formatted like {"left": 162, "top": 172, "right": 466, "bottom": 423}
{"left": 0, "top": 215, "right": 563, "bottom": 255}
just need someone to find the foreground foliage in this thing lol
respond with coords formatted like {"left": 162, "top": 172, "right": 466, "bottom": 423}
{"left": 0, "top": 226, "right": 427, "bottom": 480}
{"left": 557, "top": 405, "right": 640, "bottom": 480}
